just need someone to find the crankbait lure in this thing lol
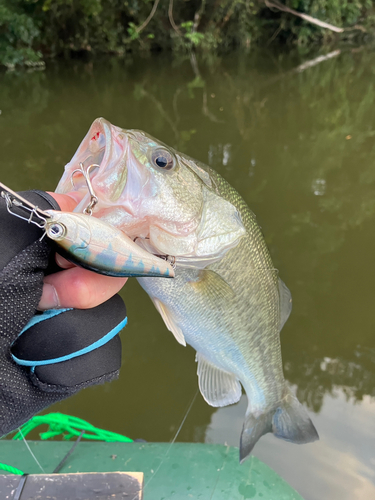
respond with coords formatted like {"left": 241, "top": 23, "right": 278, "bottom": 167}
{"left": 0, "top": 181, "right": 174, "bottom": 279}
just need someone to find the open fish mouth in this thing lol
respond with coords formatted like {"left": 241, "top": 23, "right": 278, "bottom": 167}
{"left": 74, "top": 119, "right": 110, "bottom": 172}
{"left": 56, "top": 117, "right": 130, "bottom": 214}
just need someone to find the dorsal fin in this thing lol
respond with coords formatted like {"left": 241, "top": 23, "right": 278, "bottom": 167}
{"left": 278, "top": 278, "right": 292, "bottom": 332}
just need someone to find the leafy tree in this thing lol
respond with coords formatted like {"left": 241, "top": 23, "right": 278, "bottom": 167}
{"left": 1, "top": 1, "right": 375, "bottom": 70}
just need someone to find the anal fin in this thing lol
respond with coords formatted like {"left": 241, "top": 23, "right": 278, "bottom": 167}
{"left": 152, "top": 298, "right": 186, "bottom": 346}
{"left": 196, "top": 352, "right": 242, "bottom": 407}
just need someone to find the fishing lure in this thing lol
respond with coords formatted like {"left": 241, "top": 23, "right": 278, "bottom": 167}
{"left": 0, "top": 181, "right": 174, "bottom": 279}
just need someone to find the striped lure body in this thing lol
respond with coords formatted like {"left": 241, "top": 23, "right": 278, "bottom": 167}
{"left": 45, "top": 210, "right": 174, "bottom": 278}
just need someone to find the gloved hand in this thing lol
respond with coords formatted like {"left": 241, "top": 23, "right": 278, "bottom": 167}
{"left": 0, "top": 190, "right": 127, "bottom": 437}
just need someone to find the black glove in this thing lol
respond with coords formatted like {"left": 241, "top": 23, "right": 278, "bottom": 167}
{"left": 0, "top": 190, "right": 127, "bottom": 437}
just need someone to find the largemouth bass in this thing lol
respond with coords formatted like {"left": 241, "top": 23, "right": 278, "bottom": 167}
{"left": 56, "top": 118, "right": 318, "bottom": 461}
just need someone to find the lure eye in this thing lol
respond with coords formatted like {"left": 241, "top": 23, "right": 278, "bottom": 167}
{"left": 151, "top": 149, "right": 175, "bottom": 170}
{"left": 47, "top": 223, "right": 66, "bottom": 240}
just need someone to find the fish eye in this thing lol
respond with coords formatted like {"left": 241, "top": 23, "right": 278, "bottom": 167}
{"left": 47, "top": 223, "right": 66, "bottom": 240}
{"left": 151, "top": 149, "right": 175, "bottom": 170}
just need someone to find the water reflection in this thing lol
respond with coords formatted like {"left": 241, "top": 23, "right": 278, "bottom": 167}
{"left": 1, "top": 47, "right": 375, "bottom": 499}
{"left": 206, "top": 392, "right": 375, "bottom": 500}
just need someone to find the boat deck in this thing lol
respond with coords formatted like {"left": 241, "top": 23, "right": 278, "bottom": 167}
{"left": 0, "top": 441, "right": 303, "bottom": 499}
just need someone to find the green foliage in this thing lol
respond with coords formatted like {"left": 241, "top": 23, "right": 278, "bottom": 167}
{"left": 0, "top": 0, "right": 42, "bottom": 67}
{"left": 127, "top": 22, "right": 140, "bottom": 41}
{"left": 1, "top": 0, "right": 375, "bottom": 67}
{"left": 181, "top": 21, "right": 205, "bottom": 47}
{"left": 280, "top": 0, "right": 375, "bottom": 44}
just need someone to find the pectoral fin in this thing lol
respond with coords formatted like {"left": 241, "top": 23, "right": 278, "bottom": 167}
{"left": 188, "top": 270, "right": 235, "bottom": 301}
{"left": 151, "top": 298, "right": 186, "bottom": 346}
{"left": 196, "top": 352, "right": 242, "bottom": 407}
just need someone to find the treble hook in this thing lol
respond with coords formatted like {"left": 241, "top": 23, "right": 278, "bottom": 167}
{"left": 71, "top": 162, "right": 99, "bottom": 216}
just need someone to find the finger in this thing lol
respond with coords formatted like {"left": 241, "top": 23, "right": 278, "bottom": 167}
{"left": 41, "top": 191, "right": 128, "bottom": 310}
{"left": 38, "top": 267, "right": 127, "bottom": 310}
{"left": 55, "top": 253, "right": 76, "bottom": 269}
{"left": 47, "top": 191, "right": 84, "bottom": 211}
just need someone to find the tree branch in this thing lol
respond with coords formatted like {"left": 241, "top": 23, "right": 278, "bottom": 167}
{"left": 264, "top": 0, "right": 344, "bottom": 33}
{"left": 193, "top": 0, "right": 206, "bottom": 33}
{"left": 136, "top": 0, "right": 161, "bottom": 33}
{"left": 294, "top": 50, "right": 341, "bottom": 72}
{"left": 220, "top": 0, "right": 239, "bottom": 29}
{"left": 169, "top": 0, "right": 182, "bottom": 35}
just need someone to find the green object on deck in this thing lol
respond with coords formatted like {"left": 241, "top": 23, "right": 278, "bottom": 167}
{"left": 0, "top": 463, "right": 24, "bottom": 475}
{"left": 0, "top": 441, "right": 304, "bottom": 499}
{"left": 12, "top": 413, "right": 133, "bottom": 443}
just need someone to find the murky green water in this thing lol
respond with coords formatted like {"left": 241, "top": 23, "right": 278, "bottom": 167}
{"left": 1, "top": 48, "right": 375, "bottom": 499}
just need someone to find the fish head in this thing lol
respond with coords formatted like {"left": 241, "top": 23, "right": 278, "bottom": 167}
{"left": 56, "top": 118, "right": 246, "bottom": 268}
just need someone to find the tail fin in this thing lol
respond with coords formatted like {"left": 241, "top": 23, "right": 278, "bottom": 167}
{"left": 240, "top": 412, "right": 272, "bottom": 463}
{"left": 240, "top": 388, "right": 319, "bottom": 464}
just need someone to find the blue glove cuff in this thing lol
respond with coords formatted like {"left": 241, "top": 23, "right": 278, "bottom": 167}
{"left": 11, "top": 309, "right": 127, "bottom": 371}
